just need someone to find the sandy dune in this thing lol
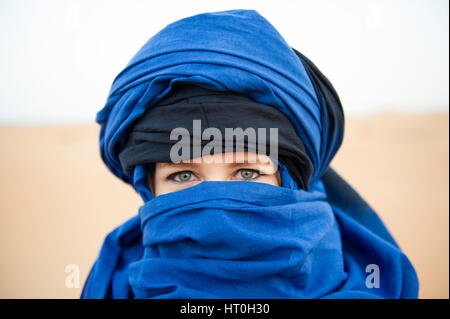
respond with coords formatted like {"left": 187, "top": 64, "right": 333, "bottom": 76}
{"left": 0, "top": 112, "right": 448, "bottom": 298}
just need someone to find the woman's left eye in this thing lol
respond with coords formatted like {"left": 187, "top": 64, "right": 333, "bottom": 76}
{"left": 236, "top": 169, "right": 262, "bottom": 180}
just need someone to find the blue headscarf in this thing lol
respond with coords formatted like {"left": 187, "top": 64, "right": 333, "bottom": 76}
{"left": 82, "top": 9, "right": 418, "bottom": 298}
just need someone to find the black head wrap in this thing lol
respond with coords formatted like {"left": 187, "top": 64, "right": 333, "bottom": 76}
{"left": 119, "top": 83, "right": 314, "bottom": 190}
{"left": 292, "top": 48, "right": 345, "bottom": 176}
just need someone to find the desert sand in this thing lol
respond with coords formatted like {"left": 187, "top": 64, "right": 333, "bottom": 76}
{"left": 0, "top": 112, "right": 448, "bottom": 298}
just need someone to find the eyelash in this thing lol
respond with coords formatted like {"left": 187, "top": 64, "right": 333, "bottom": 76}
{"left": 166, "top": 169, "right": 266, "bottom": 183}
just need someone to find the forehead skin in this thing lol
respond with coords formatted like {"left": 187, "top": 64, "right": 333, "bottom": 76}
{"left": 157, "top": 152, "right": 277, "bottom": 174}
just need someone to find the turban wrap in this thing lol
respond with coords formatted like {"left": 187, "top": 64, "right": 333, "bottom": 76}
{"left": 118, "top": 83, "right": 314, "bottom": 190}
{"left": 82, "top": 9, "right": 419, "bottom": 298}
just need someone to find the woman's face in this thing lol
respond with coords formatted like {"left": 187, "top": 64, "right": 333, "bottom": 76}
{"left": 150, "top": 152, "right": 281, "bottom": 196}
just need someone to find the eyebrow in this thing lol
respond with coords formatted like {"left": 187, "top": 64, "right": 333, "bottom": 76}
{"left": 158, "top": 159, "right": 273, "bottom": 168}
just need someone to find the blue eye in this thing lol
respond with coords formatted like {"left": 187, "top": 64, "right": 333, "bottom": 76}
{"left": 168, "top": 171, "right": 195, "bottom": 183}
{"left": 237, "top": 169, "right": 261, "bottom": 180}
{"left": 178, "top": 172, "right": 192, "bottom": 181}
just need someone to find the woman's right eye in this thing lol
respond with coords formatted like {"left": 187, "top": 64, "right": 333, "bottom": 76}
{"left": 168, "top": 171, "right": 196, "bottom": 183}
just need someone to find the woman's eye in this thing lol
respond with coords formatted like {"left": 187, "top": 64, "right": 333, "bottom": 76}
{"left": 236, "top": 169, "right": 261, "bottom": 180}
{"left": 169, "top": 171, "right": 195, "bottom": 183}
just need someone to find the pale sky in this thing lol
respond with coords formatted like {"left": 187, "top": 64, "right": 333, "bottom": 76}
{"left": 0, "top": 0, "right": 448, "bottom": 125}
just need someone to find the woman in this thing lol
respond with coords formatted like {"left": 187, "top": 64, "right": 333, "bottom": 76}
{"left": 81, "top": 9, "right": 418, "bottom": 299}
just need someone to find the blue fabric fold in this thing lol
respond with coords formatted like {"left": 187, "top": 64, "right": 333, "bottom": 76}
{"left": 82, "top": 9, "right": 419, "bottom": 299}
{"left": 129, "top": 180, "right": 346, "bottom": 298}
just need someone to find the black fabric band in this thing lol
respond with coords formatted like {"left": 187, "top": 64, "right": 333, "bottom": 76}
{"left": 119, "top": 83, "right": 314, "bottom": 190}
